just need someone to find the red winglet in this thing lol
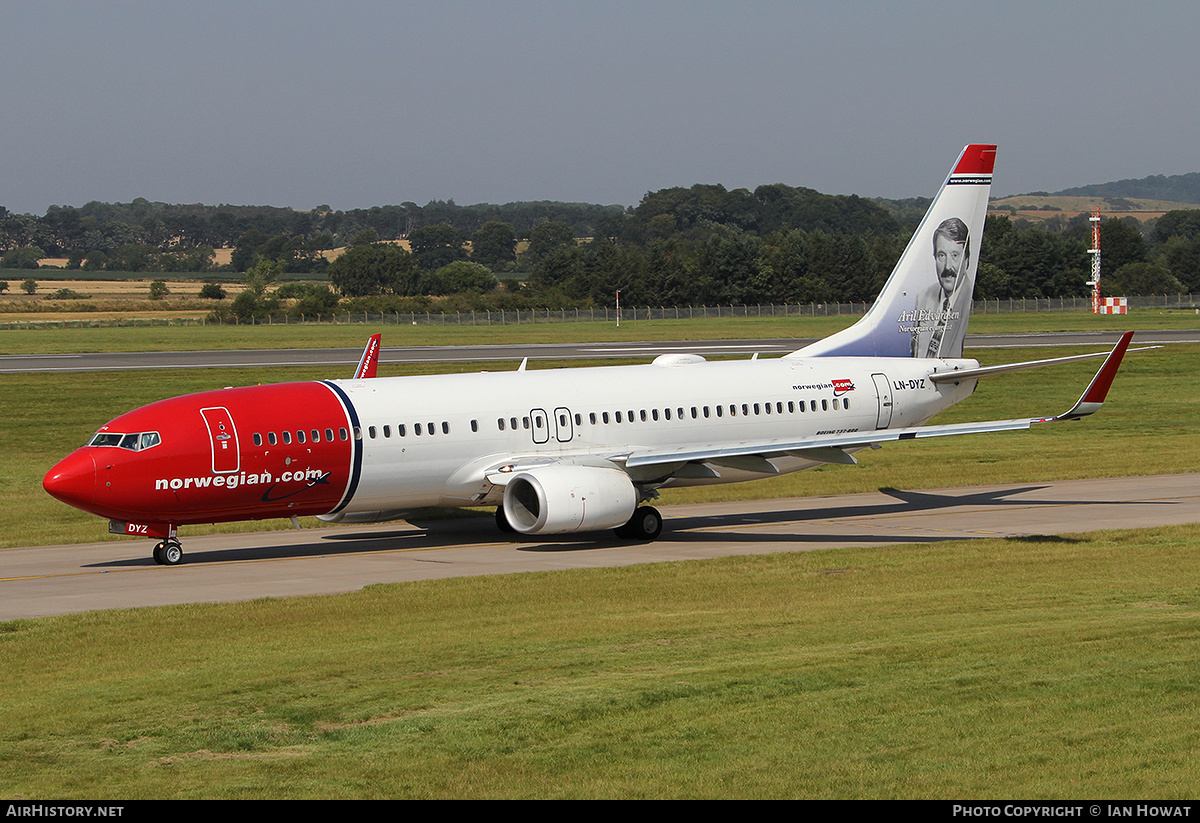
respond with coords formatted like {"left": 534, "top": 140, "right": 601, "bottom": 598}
{"left": 354, "top": 333, "right": 381, "bottom": 379}
{"left": 1055, "top": 331, "right": 1134, "bottom": 420}
{"left": 953, "top": 144, "right": 997, "bottom": 175}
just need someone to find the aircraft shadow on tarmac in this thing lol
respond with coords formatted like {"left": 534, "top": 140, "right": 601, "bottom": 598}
{"left": 87, "top": 484, "right": 1173, "bottom": 567}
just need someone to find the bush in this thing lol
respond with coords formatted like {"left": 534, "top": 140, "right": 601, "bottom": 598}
{"left": 47, "top": 288, "right": 90, "bottom": 300}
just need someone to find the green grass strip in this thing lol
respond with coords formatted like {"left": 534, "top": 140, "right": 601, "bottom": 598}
{"left": 1, "top": 526, "right": 1198, "bottom": 798}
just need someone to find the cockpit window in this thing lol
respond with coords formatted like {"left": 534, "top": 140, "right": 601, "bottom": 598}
{"left": 87, "top": 431, "right": 161, "bottom": 451}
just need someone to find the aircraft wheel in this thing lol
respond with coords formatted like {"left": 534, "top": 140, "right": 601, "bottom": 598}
{"left": 160, "top": 539, "right": 184, "bottom": 566}
{"left": 495, "top": 506, "right": 515, "bottom": 534}
{"left": 615, "top": 506, "right": 663, "bottom": 541}
{"left": 152, "top": 542, "right": 166, "bottom": 565}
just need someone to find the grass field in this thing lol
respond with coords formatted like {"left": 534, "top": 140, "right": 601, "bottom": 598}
{"left": 3, "top": 312, "right": 1199, "bottom": 798}
{"left": 2, "top": 525, "right": 1198, "bottom": 798}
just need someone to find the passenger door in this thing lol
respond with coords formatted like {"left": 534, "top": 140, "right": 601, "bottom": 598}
{"left": 871, "top": 373, "right": 893, "bottom": 429}
{"left": 200, "top": 406, "right": 240, "bottom": 473}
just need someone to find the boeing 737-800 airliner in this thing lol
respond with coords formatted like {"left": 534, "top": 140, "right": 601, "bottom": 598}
{"left": 43, "top": 145, "right": 1141, "bottom": 566}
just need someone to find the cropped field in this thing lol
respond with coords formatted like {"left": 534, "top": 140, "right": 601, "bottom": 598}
{"left": 2, "top": 525, "right": 1198, "bottom": 798}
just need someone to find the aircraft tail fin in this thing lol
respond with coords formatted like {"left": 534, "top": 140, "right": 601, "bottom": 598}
{"left": 354, "top": 334, "right": 381, "bottom": 379}
{"left": 791, "top": 144, "right": 996, "bottom": 359}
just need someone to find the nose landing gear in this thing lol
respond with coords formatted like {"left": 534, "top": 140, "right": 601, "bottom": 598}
{"left": 152, "top": 538, "right": 184, "bottom": 566}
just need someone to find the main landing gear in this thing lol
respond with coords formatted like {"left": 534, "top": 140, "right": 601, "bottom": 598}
{"left": 492, "top": 504, "right": 664, "bottom": 541}
{"left": 152, "top": 538, "right": 184, "bottom": 566}
{"left": 614, "top": 506, "right": 663, "bottom": 541}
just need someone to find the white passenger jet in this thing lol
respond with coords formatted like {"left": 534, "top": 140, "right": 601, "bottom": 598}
{"left": 43, "top": 144, "right": 1140, "bottom": 565}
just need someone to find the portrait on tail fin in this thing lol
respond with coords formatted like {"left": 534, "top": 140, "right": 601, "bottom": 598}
{"left": 908, "top": 216, "right": 972, "bottom": 358}
{"left": 793, "top": 144, "right": 994, "bottom": 360}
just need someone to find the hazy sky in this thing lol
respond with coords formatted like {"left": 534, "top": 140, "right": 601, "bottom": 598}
{"left": 3, "top": 1, "right": 1197, "bottom": 215}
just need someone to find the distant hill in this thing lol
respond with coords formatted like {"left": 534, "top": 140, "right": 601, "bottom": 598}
{"left": 1052, "top": 172, "right": 1200, "bottom": 205}
{"left": 989, "top": 171, "right": 1200, "bottom": 225}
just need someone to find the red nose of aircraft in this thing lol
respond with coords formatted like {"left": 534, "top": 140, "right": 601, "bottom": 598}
{"left": 43, "top": 451, "right": 98, "bottom": 512}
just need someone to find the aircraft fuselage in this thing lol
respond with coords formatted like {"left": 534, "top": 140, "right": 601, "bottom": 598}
{"left": 44, "top": 354, "right": 977, "bottom": 531}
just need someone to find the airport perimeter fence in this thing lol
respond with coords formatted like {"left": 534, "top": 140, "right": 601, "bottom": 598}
{"left": 2, "top": 293, "right": 1198, "bottom": 330}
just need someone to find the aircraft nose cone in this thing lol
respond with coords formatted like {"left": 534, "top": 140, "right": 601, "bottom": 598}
{"left": 43, "top": 451, "right": 97, "bottom": 510}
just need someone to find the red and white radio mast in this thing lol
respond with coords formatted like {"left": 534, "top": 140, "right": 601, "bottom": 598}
{"left": 1087, "top": 206, "right": 1102, "bottom": 313}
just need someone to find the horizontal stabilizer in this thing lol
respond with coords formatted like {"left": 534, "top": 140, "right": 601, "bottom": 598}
{"left": 929, "top": 332, "right": 1152, "bottom": 384}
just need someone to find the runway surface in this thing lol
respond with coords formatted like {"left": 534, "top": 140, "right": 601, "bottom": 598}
{"left": 2, "top": 330, "right": 1195, "bottom": 373}
{"left": 3, "top": 473, "right": 1197, "bottom": 620}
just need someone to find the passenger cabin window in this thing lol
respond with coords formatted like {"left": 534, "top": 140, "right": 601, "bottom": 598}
{"left": 268, "top": 432, "right": 278, "bottom": 445}
{"left": 253, "top": 433, "right": 263, "bottom": 446}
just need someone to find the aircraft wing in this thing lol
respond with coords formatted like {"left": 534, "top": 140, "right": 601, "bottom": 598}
{"left": 620, "top": 331, "right": 1136, "bottom": 473}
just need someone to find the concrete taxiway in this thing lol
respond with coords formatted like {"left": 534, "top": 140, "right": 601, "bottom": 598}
{"left": 3, "top": 473, "right": 1197, "bottom": 620}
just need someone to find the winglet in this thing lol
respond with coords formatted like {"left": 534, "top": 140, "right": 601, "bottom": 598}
{"left": 1045, "top": 331, "right": 1134, "bottom": 421}
{"left": 354, "top": 333, "right": 381, "bottom": 379}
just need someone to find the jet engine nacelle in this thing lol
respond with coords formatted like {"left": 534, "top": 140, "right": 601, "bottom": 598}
{"left": 502, "top": 464, "right": 638, "bottom": 534}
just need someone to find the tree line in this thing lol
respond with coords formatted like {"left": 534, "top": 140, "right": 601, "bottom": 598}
{"left": 3, "top": 184, "right": 1199, "bottom": 317}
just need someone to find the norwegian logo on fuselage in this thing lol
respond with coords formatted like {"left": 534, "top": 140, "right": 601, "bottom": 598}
{"left": 832, "top": 379, "right": 856, "bottom": 396}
